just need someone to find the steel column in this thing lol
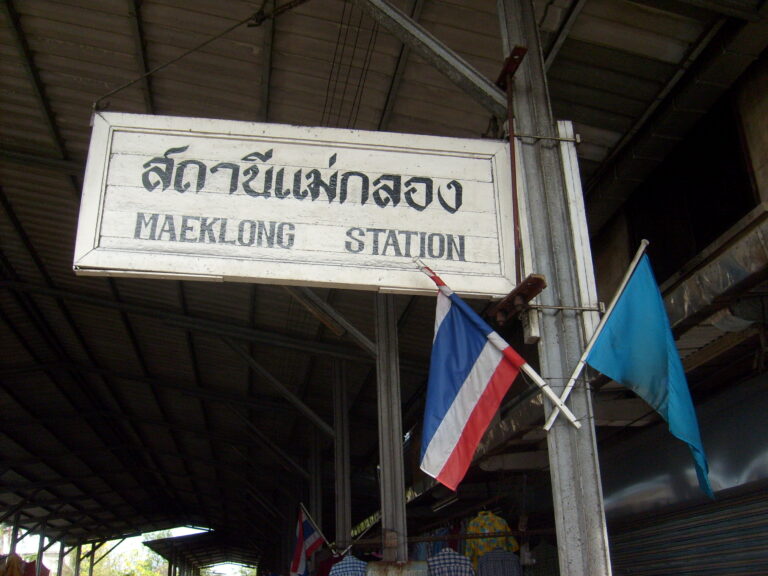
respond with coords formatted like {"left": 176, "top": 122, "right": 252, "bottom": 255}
{"left": 36, "top": 522, "right": 46, "bottom": 576}
{"left": 333, "top": 360, "right": 352, "bottom": 548}
{"left": 57, "top": 542, "right": 65, "bottom": 576}
{"left": 9, "top": 512, "right": 21, "bottom": 554}
{"left": 74, "top": 545, "right": 82, "bottom": 576}
{"left": 497, "top": 1, "right": 612, "bottom": 575}
{"left": 310, "top": 433, "right": 323, "bottom": 532}
{"left": 88, "top": 543, "right": 96, "bottom": 576}
{"left": 374, "top": 294, "right": 407, "bottom": 562}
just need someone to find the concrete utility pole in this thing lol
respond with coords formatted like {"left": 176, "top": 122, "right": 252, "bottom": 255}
{"left": 497, "top": 1, "right": 613, "bottom": 575}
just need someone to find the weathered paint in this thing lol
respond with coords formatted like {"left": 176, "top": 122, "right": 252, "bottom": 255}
{"left": 74, "top": 112, "right": 519, "bottom": 297}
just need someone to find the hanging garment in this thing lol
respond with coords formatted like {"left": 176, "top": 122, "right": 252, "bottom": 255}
{"left": 427, "top": 547, "right": 474, "bottom": 576}
{"left": 429, "top": 526, "right": 451, "bottom": 557}
{"left": 0, "top": 555, "right": 24, "bottom": 576}
{"left": 477, "top": 549, "right": 522, "bottom": 576}
{"left": 328, "top": 555, "right": 367, "bottom": 576}
{"left": 411, "top": 540, "right": 431, "bottom": 561}
{"left": 22, "top": 561, "right": 49, "bottom": 576}
{"left": 316, "top": 555, "right": 343, "bottom": 576}
{"left": 464, "top": 511, "right": 519, "bottom": 569}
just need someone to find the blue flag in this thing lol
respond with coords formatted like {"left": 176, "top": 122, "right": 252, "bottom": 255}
{"left": 586, "top": 255, "right": 714, "bottom": 498}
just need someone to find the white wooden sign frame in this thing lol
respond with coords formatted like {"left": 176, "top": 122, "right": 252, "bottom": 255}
{"left": 74, "top": 112, "right": 521, "bottom": 297}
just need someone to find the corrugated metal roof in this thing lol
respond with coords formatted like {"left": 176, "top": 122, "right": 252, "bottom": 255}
{"left": 1, "top": 0, "right": 766, "bottom": 569}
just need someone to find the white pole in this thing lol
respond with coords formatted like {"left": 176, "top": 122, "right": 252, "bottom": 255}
{"left": 300, "top": 502, "right": 334, "bottom": 553}
{"left": 543, "top": 239, "right": 650, "bottom": 430}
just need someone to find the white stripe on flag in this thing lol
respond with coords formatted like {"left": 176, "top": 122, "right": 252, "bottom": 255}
{"left": 420, "top": 339, "right": 505, "bottom": 476}
{"left": 433, "top": 290, "right": 451, "bottom": 343}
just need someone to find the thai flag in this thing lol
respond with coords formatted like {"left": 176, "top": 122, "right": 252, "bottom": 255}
{"left": 289, "top": 507, "right": 323, "bottom": 576}
{"left": 419, "top": 268, "right": 526, "bottom": 491}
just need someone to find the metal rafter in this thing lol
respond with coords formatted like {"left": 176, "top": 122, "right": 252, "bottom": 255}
{"left": 128, "top": 0, "right": 155, "bottom": 113}
{"left": 588, "top": 17, "right": 726, "bottom": 185}
{"left": 0, "top": 148, "right": 83, "bottom": 175}
{"left": 178, "top": 281, "right": 228, "bottom": 513}
{"left": 0, "top": 282, "right": 184, "bottom": 520}
{"left": 637, "top": 0, "right": 763, "bottom": 21}
{"left": 224, "top": 337, "right": 335, "bottom": 439}
{"left": 351, "top": 0, "right": 507, "bottom": 118}
{"left": 0, "top": 360, "right": 294, "bottom": 413}
{"left": 0, "top": 302, "right": 154, "bottom": 524}
{"left": 543, "top": 0, "right": 587, "bottom": 71}
{"left": 260, "top": 0, "right": 275, "bottom": 121}
{"left": 4, "top": 1, "right": 199, "bottom": 521}
{"left": 0, "top": 197, "right": 186, "bottom": 516}
{"left": 1, "top": 280, "right": 376, "bottom": 364}
{"left": 2, "top": 0, "right": 67, "bottom": 157}
{"left": 106, "top": 279, "right": 205, "bottom": 512}
{"left": 378, "top": 0, "right": 424, "bottom": 130}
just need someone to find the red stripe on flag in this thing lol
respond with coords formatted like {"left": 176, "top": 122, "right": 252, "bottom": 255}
{"left": 422, "top": 265, "right": 446, "bottom": 287}
{"left": 290, "top": 518, "right": 304, "bottom": 573}
{"left": 435, "top": 353, "right": 522, "bottom": 490}
{"left": 502, "top": 345, "right": 526, "bottom": 368}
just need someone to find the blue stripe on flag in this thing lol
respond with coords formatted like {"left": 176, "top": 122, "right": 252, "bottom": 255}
{"left": 420, "top": 293, "right": 494, "bottom": 461}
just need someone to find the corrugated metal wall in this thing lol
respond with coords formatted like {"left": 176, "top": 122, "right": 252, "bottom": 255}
{"left": 609, "top": 486, "right": 768, "bottom": 575}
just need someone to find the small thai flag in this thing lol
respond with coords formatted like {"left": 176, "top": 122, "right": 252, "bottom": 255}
{"left": 289, "top": 507, "right": 323, "bottom": 576}
{"left": 419, "top": 267, "right": 526, "bottom": 491}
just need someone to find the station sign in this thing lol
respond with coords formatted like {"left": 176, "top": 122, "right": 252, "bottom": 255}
{"left": 74, "top": 112, "right": 519, "bottom": 296}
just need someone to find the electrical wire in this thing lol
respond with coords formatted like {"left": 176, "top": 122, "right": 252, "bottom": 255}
{"left": 322, "top": 1, "right": 379, "bottom": 129}
{"left": 93, "top": 0, "right": 312, "bottom": 111}
{"left": 349, "top": 21, "right": 379, "bottom": 129}
{"left": 322, "top": 0, "right": 353, "bottom": 126}
{"left": 335, "top": 8, "right": 364, "bottom": 127}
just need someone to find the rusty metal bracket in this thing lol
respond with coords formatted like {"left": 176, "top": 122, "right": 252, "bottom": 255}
{"left": 488, "top": 273, "right": 546, "bottom": 326}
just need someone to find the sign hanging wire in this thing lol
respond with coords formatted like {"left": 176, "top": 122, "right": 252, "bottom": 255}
{"left": 92, "top": 0, "right": 312, "bottom": 111}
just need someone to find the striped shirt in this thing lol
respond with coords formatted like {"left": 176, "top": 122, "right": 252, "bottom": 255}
{"left": 328, "top": 555, "right": 367, "bottom": 576}
{"left": 427, "top": 548, "right": 475, "bottom": 576}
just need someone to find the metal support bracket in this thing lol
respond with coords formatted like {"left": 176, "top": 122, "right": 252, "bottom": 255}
{"left": 488, "top": 273, "right": 546, "bottom": 326}
{"left": 515, "top": 133, "right": 581, "bottom": 143}
{"left": 527, "top": 303, "right": 605, "bottom": 313}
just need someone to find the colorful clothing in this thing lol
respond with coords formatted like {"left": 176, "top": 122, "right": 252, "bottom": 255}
{"left": 464, "top": 511, "right": 519, "bottom": 569}
{"left": 427, "top": 548, "right": 474, "bottom": 576}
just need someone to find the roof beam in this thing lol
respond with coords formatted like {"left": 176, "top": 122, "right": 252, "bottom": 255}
{"left": 283, "top": 286, "right": 376, "bottom": 356}
{"left": 0, "top": 148, "right": 83, "bottom": 175}
{"left": 128, "top": 0, "right": 154, "bottom": 113}
{"left": 585, "top": 15, "right": 729, "bottom": 232}
{"left": 2, "top": 1, "right": 67, "bottom": 157}
{"left": 653, "top": 0, "right": 763, "bottom": 21}
{"left": 260, "top": 0, "right": 275, "bottom": 121}
{"left": 351, "top": 0, "right": 507, "bottom": 118}
{"left": 0, "top": 200, "right": 182, "bottom": 511}
{"left": 224, "top": 337, "right": 335, "bottom": 439}
{"left": 544, "top": 0, "right": 587, "bottom": 71}
{"left": 378, "top": 0, "right": 424, "bottom": 130}
{"left": 0, "top": 280, "right": 373, "bottom": 364}
{"left": 0, "top": 360, "right": 293, "bottom": 413}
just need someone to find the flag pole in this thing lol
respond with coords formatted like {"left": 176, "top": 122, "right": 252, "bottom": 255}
{"left": 299, "top": 502, "right": 335, "bottom": 554}
{"left": 543, "top": 239, "right": 650, "bottom": 430}
{"left": 414, "top": 258, "right": 580, "bottom": 429}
